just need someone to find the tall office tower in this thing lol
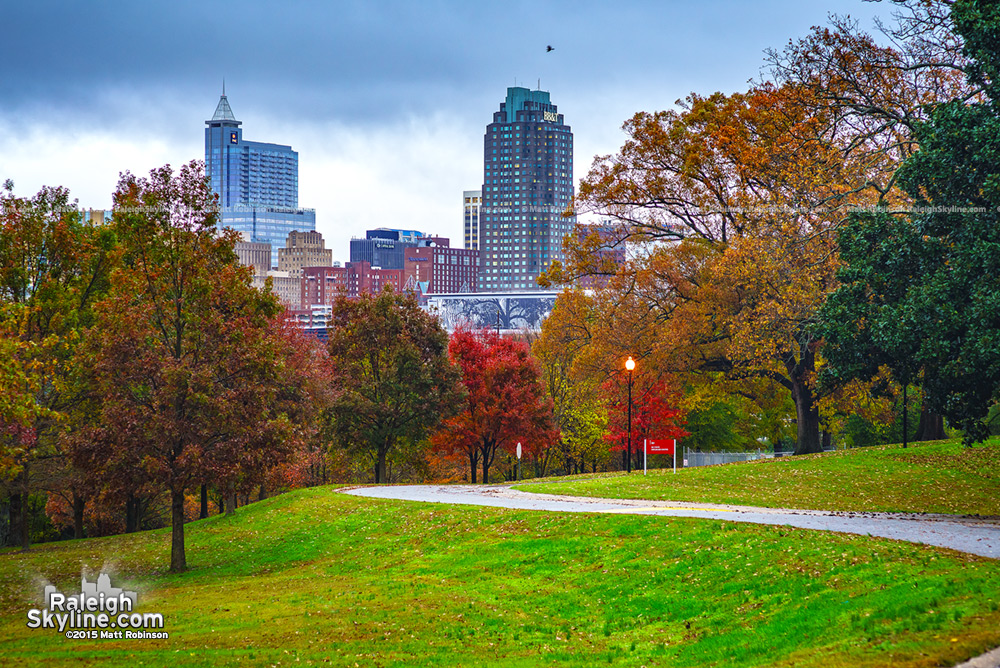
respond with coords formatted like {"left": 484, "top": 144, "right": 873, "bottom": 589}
{"left": 463, "top": 190, "right": 481, "bottom": 250}
{"left": 479, "top": 87, "right": 574, "bottom": 292}
{"left": 205, "top": 91, "right": 316, "bottom": 269}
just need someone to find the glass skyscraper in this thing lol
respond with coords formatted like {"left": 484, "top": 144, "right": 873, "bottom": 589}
{"left": 479, "top": 87, "right": 574, "bottom": 292}
{"left": 205, "top": 92, "right": 315, "bottom": 268}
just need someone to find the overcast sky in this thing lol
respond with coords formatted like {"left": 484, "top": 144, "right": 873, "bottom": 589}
{"left": 0, "top": 0, "right": 895, "bottom": 264}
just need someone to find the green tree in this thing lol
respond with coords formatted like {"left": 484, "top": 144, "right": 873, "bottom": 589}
{"left": 820, "top": 0, "right": 1000, "bottom": 445}
{"left": 0, "top": 180, "right": 115, "bottom": 549}
{"left": 325, "top": 287, "right": 464, "bottom": 484}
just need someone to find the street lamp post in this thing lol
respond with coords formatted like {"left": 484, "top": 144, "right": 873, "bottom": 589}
{"left": 625, "top": 356, "right": 636, "bottom": 473}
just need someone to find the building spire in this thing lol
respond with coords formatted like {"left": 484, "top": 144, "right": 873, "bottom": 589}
{"left": 211, "top": 87, "right": 237, "bottom": 122}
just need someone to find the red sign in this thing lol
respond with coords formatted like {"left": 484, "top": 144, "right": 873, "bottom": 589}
{"left": 645, "top": 439, "right": 675, "bottom": 455}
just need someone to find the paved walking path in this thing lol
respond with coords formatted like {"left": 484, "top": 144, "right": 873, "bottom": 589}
{"left": 342, "top": 484, "right": 1000, "bottom": 559}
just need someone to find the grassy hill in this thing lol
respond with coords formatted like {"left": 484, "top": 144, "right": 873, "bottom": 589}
{"left": 515, "top": 439, "right": 1000, "bottom": 516}
{"left": 1, "top": 485, "right": 999, "bottom": 667}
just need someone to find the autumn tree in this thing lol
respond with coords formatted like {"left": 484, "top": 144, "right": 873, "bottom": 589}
{"left": 75, "top": 162, "right": 303, "bottom": 571}
{"left": 257, "top": 321, "right": 333, "bottom": 498}
{"left": 531, "top": 289, "right": 611, "bottom": 476}
{"left": 325, "top": 287, "right": 464, "bottom": 484}
{"left": 767, "top": 0, "right": 977, "bottom": 437}
{"left": 602, "top": 372, "right": 688, "bottom": 471}
{"left": 0, "top": 180, "right": 115, "bottom": 548}
{"left": 559, "top": 83, "right": 875, "bottom": 453}
{"left": 548, "top": 5, "right": 979, "bottom": 454}
{"left": 433, "top": 329, "right": 557, "bottom": 483}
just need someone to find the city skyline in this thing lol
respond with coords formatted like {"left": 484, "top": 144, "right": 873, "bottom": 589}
{"left": 0, "top": 1, "right": 895, "bottom": 265}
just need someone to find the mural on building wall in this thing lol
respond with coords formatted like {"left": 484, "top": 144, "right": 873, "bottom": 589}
{"left": 426, "top": 293, "right": 558, "bottom": 332}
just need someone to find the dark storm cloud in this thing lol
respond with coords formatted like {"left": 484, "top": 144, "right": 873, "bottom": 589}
{"left": 4, "top": 0, "right": 580, "bottom": 121}
{"left": 2, "top": 0, "right": 891, "bottom": 124}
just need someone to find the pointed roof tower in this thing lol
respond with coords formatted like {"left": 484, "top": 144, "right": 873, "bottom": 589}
{"left": 211, "top": 93, "right": 238, "bottom": 122}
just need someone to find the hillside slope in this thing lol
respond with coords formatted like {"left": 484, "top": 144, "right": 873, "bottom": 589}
{"left": 1, "top": 485, "right": 998, "bottom": 667}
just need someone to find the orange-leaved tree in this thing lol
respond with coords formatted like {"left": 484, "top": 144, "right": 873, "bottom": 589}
{"left": 564, "top": 83, "right": 885, "bottom": 454}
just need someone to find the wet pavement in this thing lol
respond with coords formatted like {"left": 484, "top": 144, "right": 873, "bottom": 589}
{"left": 342, "top": 484, "right": 1000, "bottom": 559}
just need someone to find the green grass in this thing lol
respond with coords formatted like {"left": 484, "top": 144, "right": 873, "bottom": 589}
{"left": 1, "top": 486, "right": 999, "bottom": 667}
{"left": 515, "top": 439, "right": 1000, "bottom": 516}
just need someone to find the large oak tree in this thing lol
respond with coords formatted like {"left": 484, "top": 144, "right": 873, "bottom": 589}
{"left": 820, "top": 0, "right": 1000, "bottom": 445}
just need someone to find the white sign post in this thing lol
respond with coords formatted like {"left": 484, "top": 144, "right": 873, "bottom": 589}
{"left": 516, "top": 442, "right": 522, "bottom": 481}
{"left": 643, "top": 439, "right": 647, "bottom": 475}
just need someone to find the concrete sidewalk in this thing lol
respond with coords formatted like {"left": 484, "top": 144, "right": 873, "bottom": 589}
{"left": 343, "top": 484, "right": 1000, "bottom": 559}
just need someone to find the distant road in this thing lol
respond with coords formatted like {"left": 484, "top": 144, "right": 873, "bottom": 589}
{"left": 342, "top": 484, "right": 1000, "bottom": 560}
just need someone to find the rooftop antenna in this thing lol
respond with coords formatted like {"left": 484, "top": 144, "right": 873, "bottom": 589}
{"left": 222, "top": 77, "right": 226, "bottom": 96}
{"left": 537, "top": 78, "right": 540, "bottom": 90}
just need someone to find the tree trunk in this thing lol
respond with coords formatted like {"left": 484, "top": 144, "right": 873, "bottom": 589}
{"left": 13, "top": 468, "right": 30, "bottom": 551}
{"left": 225, "top": 483, "right": 237, "bottom": 516}
{"left": 480, "top": 440, "right": 496, "bottom": 484}
{"left": 792, "top": 383, "right": 822, "bottom": 455}
{"left": 821, "top": 430, "right": 832, "bottom": 451}
{"left": 72, "top": 492, "right": 86, "bottom": 539}
{"left": 902, "top": 384, "right": 909, "bottom": 449}
{"left": 375, "top": 448, "right": 387, "bottom": 484}
{"left": 469, "top": 451, "right": 477, "bottom": 484}
{"left": 8, "top": 492, "right": 22, "bottom": 548}
{"left": 19, "top": 491, "right": 29, "bottom": 551}
{"left": 200, "top": 484, "right": 208, "bottom": 519}
{"left": 125, "top": 494, "right": 139, "bottom": 533}
{"left": 789, "top": 344, "right": 822, "bottom": 455}
{"left": 915, "top": 401, "right": 947, "bottom": 441}
{"left": 258, "top": 483, "right": 267, "bottom": 502}
{"left": 169, "top": 488, "right": 186, "bottom": 572}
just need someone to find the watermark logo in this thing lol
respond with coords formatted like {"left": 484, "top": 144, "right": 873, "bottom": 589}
{"left": 26, "top": 573, "right": 168, "bottom": 640}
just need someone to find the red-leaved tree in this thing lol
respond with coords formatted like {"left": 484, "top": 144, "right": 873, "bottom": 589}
{"left": 433, "top": 329, "right": 557, "bottom": 483}
{"left": 603, "top": 374, "right": 688, "bottom": 471}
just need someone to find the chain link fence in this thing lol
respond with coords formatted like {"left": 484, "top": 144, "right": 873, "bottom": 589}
{"left": 684, "top": 447, "right": 836, "bottom": 467}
